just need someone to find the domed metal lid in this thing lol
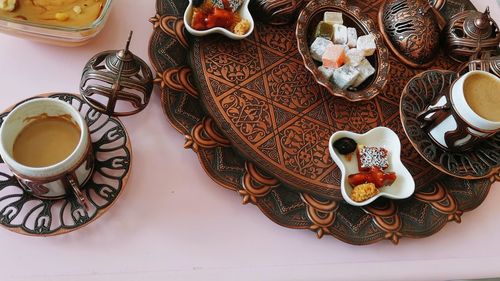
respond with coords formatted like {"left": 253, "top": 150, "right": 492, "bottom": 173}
{"left": 378, "top": 0, "right": 445, "bottom": 68}
{"left": 80, "top": 31, "right": 154, "bottom": 116}
{"left": 443, "top": 7, "right": 500, "bottom": 62}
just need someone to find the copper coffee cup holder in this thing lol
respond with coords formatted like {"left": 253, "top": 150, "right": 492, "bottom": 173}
{"left": 416, "top": 71, "right": 499, "bottom": 151}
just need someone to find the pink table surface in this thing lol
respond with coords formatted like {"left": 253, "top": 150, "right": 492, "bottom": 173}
{"left": 0, "top": 1, "right": 499, "bottom": 280}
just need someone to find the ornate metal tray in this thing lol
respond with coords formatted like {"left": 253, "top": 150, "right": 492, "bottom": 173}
{"left": 149, "top": 0, "right": 493, "bottom": 244}
{"left": 186, "top": 0, "right": 474, "bottom": 200}
{"left": 400, "top": 70, "right": 500, "bottom": 180}
{"left": 0, "top": 93, "right": 131, "bottom": 236}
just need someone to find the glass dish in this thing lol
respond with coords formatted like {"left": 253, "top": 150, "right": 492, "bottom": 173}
{"left": 0, "top": 0, "right": 112, "bottom": 47}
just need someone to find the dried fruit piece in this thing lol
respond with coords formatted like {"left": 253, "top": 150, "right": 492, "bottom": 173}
{"left": 333, "top": 137, "right": 357, "bottom": 155}
{"left": 348, "top": 166, "right": 397, "bottom": 188}
{"left": 351, "top": 183, "right": 378, "bottom": 202}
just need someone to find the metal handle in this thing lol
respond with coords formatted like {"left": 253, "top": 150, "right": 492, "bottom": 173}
{"left": 65, "top": 173, "right": 89, "bottom": 210}
{"left": 416, "top": 104, "right": 450, "bottom": 126}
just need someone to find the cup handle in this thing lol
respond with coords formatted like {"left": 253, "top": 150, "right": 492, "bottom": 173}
{"left": 416, "top": 105, "right": 450, "bottom": 127}
{"left": 65, "top": 173, "right": 89, "bottom": 210}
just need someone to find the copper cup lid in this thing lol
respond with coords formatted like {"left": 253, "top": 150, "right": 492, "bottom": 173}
{"left": 378, "top": 0, "right": 443, "bottom": 68}
{"left": 80, "top": 31, "right": 154, "bottom": 116}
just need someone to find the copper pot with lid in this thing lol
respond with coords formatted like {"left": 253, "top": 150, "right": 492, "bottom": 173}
{"left": 443, "top": 7, "right": 500, "bottom": 62}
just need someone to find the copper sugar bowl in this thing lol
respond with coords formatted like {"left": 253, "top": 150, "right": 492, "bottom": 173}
{"left": 443, "top": 7, "right": 500, "bottom": 62}
{"left": 378, "top": 0, "right": 445, "bottom": 68}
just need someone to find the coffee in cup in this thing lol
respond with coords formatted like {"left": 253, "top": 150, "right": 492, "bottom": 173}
{"left": 13, "top": 114, "right": 81, "bottom": 168}
{"left": 417, "top": 70, "right": 500, "bottom": 150}
{"left": 0, "top": 98, "right": 93, "bottom": 209}
{"left": 463, "top": 71, "right": 500, "bottom": 122}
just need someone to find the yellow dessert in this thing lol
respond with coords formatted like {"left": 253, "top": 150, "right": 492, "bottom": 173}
{"left": 0, "top": 0, "right": 105, "bottom": 27}
{"left": 233, "top": 19, "right": 250, "bottom": 35}
{"left": 350, "top": 183, "right": 379, "bottom": 202}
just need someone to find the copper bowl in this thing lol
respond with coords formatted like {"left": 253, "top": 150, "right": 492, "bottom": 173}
{"left": 249, "top": 0, "right": 306, "bottom": 25}
{"left": 296, "top": 0, "right": 390, "bottom": 102}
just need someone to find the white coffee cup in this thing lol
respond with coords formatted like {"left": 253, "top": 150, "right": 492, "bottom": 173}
{"left": 418, "top": 70, "right": 500, "bottom": 150}
{"left": 0, "top": 98, "right": 93, "bottom": 208}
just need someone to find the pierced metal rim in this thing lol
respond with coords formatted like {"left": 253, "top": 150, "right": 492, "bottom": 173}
{"left": 0, "top": 93, "right": 132, "bottom": 236}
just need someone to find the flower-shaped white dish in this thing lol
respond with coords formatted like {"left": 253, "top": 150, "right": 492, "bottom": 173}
{"left": 183, "top": 0, "right": 254, "bottom": 40}
{"left": 329, "top": 127, "right": 415, "bottom": 207}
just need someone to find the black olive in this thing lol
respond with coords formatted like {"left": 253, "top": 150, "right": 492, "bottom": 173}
{"left": 333, "top": 137, "right": 357, "bottom": 155}
{"left": 192, "top": 0, "right": 204, "bottom": 7}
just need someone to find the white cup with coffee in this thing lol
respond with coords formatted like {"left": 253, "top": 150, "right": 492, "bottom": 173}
{"left": 0, "top": 98, "right": 93, "bottom": 209}
{"left": 417, "top": 70, "right": 500, "bottom": 150}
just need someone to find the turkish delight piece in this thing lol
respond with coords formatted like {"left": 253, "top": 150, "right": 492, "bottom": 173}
{"left": 345, "top": 49, "right": 365, "bottom": 66}
{"left": 332, "top": 65, "right": 360, "bottom": 89}
{"left": 347, "top": 27, "right": 358, "bottom": 48}
{"left": 324, "top": 11, "right": 343, "bottom": 25}
{"left": 212, "top": 0, "right": 243, "bottom": 12}
{"left": 356, "top": 145, "right": 389, "bottom": 171}
{"left": 332, "top": 24, "right": 348, "bottom": 44}
{"left": 314, "top": 21, "right": 334, "bottom": 39}
{"left": 322, "top": 44, "right": 346, "bottom": 68}
{"left": 357, "top": 34, "right": 377, "bottom": 56}
{"left": 310, "top": 37, "right": 333, "bottom": 62}
{"left": 318, "top": 66, "right": 335, "bottom": 79}
{"left": 352, "top": 59, "right": 376, "bottom": 87}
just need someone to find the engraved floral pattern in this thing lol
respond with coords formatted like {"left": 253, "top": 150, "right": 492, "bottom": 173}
{"left": 280, "top": 119, "right": 332, "bottom": 179}
{"left": 221, "top": 92, "right": 272, "bottom": 143}
{"left": 266, "top": 60, "right": 322, "bottom": 111}
{"left": 204, "top": 41, "right": 260, "bottom": 84}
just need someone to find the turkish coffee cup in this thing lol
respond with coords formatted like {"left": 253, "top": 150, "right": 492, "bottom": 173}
{"left": 0, "top": 98, "right": 93, "bottom": 209}
{"left": 417, "top": 70, "right": 500, "bottom": 151}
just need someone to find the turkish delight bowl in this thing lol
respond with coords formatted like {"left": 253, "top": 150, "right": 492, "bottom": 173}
{"left": 296, "top": 0, "right": 390, "bottom": 102}
{"left": 329, "top": 127, "right": 415, "bottom": 207}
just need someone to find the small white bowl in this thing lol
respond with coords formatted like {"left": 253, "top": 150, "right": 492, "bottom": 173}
{"left": 183, "top": 0, "right": 254, "bottom": 40}
{"left": 328, "top": 127, "right": 415, "bottom": 207}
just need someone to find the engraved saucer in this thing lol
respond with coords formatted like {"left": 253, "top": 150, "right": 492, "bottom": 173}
{"left": 0, "top": 93, "right": 132, "bottom": 236}
{"left": 400, "top": 70, "right": 499, "bottom": 180}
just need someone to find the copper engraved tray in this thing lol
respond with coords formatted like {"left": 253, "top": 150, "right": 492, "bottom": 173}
{"left": 149, "top": 0, "right": 493, "bottom": 244}
{"left": 0, "top": 94, "right": 131, "bottom": 236}
{"left": 187, "top": 0, "right": 473, "bottom": 200}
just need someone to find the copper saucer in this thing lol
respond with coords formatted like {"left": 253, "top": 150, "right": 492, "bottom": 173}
{"left": 400, "top": 70, "right": 499, "bottom": 180}
{"left": 0, "top": 93, "right": 132, "bottom": 236}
